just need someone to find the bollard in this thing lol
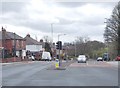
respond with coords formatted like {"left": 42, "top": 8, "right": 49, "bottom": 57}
{"left": 55, "top": 59, "right": 59, "bottom": 68}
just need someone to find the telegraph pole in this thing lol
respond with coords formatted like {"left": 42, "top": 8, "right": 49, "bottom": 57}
{"left": 14, "top": 33, "right": 16, "bottom": 61}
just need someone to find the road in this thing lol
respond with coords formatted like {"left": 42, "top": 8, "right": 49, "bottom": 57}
{"left": 1, "top": 60, "right": 118, "bottom": 86}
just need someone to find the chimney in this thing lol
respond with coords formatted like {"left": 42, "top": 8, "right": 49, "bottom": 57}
{"left": 27, "top": 34, "right": 30, "bottom": 37}
{"left": 2, "top": 27, "right": 6, "bottom": 36}
{"left": 40, "top": 39, "right": 43, "bottom": 43}
{"left": 2, "top": 26, "right": 6, "bottom": 32}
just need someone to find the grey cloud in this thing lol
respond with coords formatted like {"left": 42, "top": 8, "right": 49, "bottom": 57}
{"left": 56, "top": 17, "right": 74, "bottom": 24}
{"left": 1, "top": 2, "right": 27, "bottom": 14}
{"left": 96, "top": 2, "right": 117, "bottom": 8}
{"left": 56, "top": 2, "right": 86, "bottom": 8}
{"left": 81, "top": 16, "right": 105, "bottom": 26}
{"left": 1, "top": 1, "right": 117, "bottom": 42}
{"left": 1, "top": 13, "right": 74, "bottom": 34}
{"left": 56, "top": 2, "right": 117, "bottom": 8}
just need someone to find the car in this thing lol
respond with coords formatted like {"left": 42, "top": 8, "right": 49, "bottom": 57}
{"left": 97, "top": 57, "right": 103, "bottom": 61}
{"left": 115, "top": 56, "right": 120, "bottom": 61}
{"left": 28, "top": 55, "right": 35, "bottom": 61}
{"left": 103, "top": 53, "right": 110, "bottom": 61}
{"left": 77, "top": 55, "right": 87, "bottom": 63}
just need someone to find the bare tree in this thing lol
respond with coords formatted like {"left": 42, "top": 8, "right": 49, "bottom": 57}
{"left": 42, "top": 36, "right": 52, "bottom": 43}
{"left": 104, "top": 1, "right": 120, "bottom": 56}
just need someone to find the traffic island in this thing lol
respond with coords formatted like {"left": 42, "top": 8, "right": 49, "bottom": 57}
{"left": 46, "top": 66, "right": 66, "bottom": 70}
{"left": 54, "top": 67, "right": 66, "bottom": 70}
{"left": 46, "top": 60, "right": 75, "bottom": 70}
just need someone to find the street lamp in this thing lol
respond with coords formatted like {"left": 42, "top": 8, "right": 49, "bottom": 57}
{"left": 58, "top": 34, "right": 66, "bottom": 42}
{"left": 51, "top": 23, "right": 54, "bottom": 43}
{"left": 58, "top": 34, "right": 66, "bottom": 66}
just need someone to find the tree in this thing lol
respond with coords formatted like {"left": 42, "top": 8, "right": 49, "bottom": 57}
{"left": 64, "top": 36, "right": 105, "bottom": 59}
{"left": 44, "top": 42, "right": 52, "bottom": 56}
{"left": 75, "top": 36, "right": 90, "bottom": 44}
{"left": 104, "top": 1, "right": 120, "bottom": 56}
{"left": 75, "top": 36, "right": 90, "bottom": 55}
{"left": 42, "top": 36, "right": 52, "bottom": 43}
{"left": 42, "top": 36, "right": 52, "bottom": 56}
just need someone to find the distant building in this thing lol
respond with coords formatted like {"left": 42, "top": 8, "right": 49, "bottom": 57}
{"left": 25, "top": 34, "right": 42, "bottom": 60}
{"left": 0, "top": 27, "right": 26, "bottom": 59}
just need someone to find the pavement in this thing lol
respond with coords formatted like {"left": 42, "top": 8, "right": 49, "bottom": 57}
{"left": 106, "top": 61, "right": 119, "bottom": 67}
{"left": 0, "top": 61, "right": 35, "bottom": 66}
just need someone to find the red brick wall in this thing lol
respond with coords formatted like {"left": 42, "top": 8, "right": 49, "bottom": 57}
{"left": 1, "top": 57, "right": 32, "bottom": 63}
{"left": 0, "top": 39, "right": 26, "bottom": 54}
{"left": 6, "top": 40, "right": 13, "bottom": 53}
{"left": 16, "top": 40, "right": 26, "bottom": 50}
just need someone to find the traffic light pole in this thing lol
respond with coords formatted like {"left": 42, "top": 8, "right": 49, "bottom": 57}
{"left": 57, "top": 34, "right": 66, "bottom": 67}
{"left": 58, "top": 35, "right": 61, "bottom": 66}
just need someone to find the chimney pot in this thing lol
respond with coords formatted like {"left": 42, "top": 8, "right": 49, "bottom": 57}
{"left": 27, "top": 34, "right": 30, "bottom": 37}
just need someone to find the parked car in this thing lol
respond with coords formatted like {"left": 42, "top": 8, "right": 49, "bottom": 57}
{"left": 77, "top": 55, "right": 87, "bottom": 63}
{"left": 97, "top": 57, "right": 103, "bottom": 61}
{"left": 103, "top": 53, "right": 110, "bottom": 61}
{"left": 115, "top": 56, "right": 120, "bottom": 61}
{"left": 29, "top": 55, "right": 35, "bottom": 61}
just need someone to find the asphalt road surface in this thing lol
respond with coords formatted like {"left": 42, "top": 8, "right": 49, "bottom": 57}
{"left": 2, "top": 60, "right": 118, "bottom": 86}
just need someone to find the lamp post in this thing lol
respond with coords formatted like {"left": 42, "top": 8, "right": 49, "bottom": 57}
{"left": 58, "top": 34, "right": 66, "bottom": 66}
{"left": 51, "top": 23, "right": 54, "bottom": 43}
{"left": 13, "top": 33, "right": 16, "bottom": 62}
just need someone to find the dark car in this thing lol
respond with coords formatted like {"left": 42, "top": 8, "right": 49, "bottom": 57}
{"left": 115, "top": 56, "right": 120, "bottom": 61}
{"left": 103, "top": 53, "right": 110, "bottom": 61}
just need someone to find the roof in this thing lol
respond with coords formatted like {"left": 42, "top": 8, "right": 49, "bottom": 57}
{"left": 7, "top": 32, "right": 23, "bottom": 39}
{"left": 24, "top": 35, "right": 41, "bottom": 45}
{"left": 0, "top": 31, "right": 24, "bottom": 40}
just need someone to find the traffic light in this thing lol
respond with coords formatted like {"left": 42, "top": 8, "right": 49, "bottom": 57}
{"left": 56, "top": 41, "right": 62, "bottom": 50}
{"left": 59, "top": 41, "right": 62, "bottom": 50}
{"left": 56, "top": 41, "right": 59, "bottom": 49}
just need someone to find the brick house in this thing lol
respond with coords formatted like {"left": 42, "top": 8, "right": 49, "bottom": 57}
{"left": 0, "top": 27, "right": 26, "bottom": 60}
{"left": 24, "top": 34, "right": 42, "bottom": 60}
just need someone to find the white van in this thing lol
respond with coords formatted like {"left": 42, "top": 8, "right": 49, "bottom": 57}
{"left": 42, "top": 51, "right": 52, "bottom": 61}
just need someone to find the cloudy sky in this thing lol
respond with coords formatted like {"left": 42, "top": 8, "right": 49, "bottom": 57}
{"left": 0, "top": 0, "right": 119, "bottom": 43}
